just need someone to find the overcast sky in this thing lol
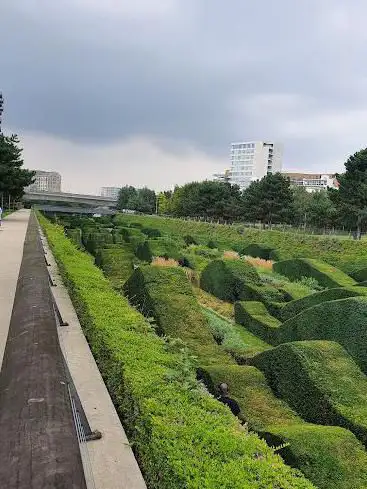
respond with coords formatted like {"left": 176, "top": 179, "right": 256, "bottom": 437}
{"left": 2, "top": 1, "right": 367, "bottom": 193}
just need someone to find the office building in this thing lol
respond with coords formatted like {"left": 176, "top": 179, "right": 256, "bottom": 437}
{"left": 229, "top": 141, "right": 283, "bottom": 189}
{"left": 213, "top": 169, "right": 231, "bottom": 183}
{"left": 101, "top": 187, "right": 121, "bottom": 199}
{"left": 27, "top": 170, "right": 61, "bottom": 192}
{"left": 283, "top": 173, "right": 339, "bottom": 192}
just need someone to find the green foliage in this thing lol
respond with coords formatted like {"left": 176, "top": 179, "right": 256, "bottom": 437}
{"left": 202, "top": 307, "right": 271, "bottom": 362}
{"left": 117, "top": 186, "right": 156, "bottom": 214}
{"left": 208, "top": 239, "right": 218, "bottom": 249}
{"left": 279, "top": 297, "right": 367, "bottom": 373}
{"left": 241, "top": 243, "right": 277, "bottom": 260}
{"left": 0, "top": 133, "right": 35, "bottom": 204}
{"left": 200, "top": 259, "right": 261, "bottom": 302}
{"left": 171, "top": 181, "right": 242, "bottom": 220}
{"left": 85, "top": 231, "right": 114, "bottom": 255}
{"left": 183, "top": 234, "right": 198, "bottom": 246}
{"left": 281, "top": 287, "right": 367, "bottom": 321}
{"left": 336, "top": 148, "right": 367, "bottom": 234}
{"left": 39, "top": 216, "right": 317, "bottom": 489}
{"left": 135, "top": 237, "right": 181, "bottom": 262}
{"left": 242, "top": 173, "right": 293, "bottom": 226}
{"left": 123, "top": 266, "right": 233, "bottom": 366}
{"left": 273, "top": 258, "right": 356, "bottom": 288}
{"left": 157, "top": 191, "right": 172, "bottom": 215}
{"left": 65, "top": 228, "right": 83, "bottom": 248}
{"left": 94, "top": 246, "right": 135, "bottom": 289}
{"left": 351, "top": 266, "right": 367, "bottom": 282}
{"left": 204, "top": 364, "right": 367, "bottom": 489}
{"left": 113, "top": 214, "right": 367, "bottom": 273}
{"left": 252, "top": 340, "right": 367, "bottom": 446}
{"left": 141, "top": 227, "right": 161, "bottom": 238}
{"left": 235, "top": 301, "right": 281, "bottom": 344}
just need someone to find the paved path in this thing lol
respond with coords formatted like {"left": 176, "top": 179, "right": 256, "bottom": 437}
{"left": 0, "top": 212, "right": 86, "bottom": 489}
{"left": 0, "top": 210, "right": 30, "bottom": 369}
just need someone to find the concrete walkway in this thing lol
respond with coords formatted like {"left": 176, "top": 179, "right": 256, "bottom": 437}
{"left": 40, "top": 229, "right": 147, "bottom": 489}
{"left": 0, "top": 210, "right": 30, "bottom": 369}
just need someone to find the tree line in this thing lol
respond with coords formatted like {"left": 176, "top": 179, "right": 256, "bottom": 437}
{"left": 117, "top": 148, "right": 367, "bottom": 236}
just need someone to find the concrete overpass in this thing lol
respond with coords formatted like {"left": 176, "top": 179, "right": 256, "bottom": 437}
{"left": 23, "top": 190, "right": 118, "bottom": 208}
{"left": 34, "top": 205, "right": 117, "bottom": 215}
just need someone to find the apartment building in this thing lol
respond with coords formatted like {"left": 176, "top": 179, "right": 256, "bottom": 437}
{"left": 101, "top": 187, "right": 121, "bottom": 199}
{"left": 27, "top": 171, "right": 61, "bottom": 192}
{"left": 229, "top": 141, "right": 283, "bottom": 189}
{"left": 283, "top": 173, "right": 339, "bottom": 192}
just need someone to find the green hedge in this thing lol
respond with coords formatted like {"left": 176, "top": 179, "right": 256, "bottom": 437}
{"left": 200, "top": 259, "right": 261, "bottom": 302}
{"left": 202, "top": 307, "right": 271, "bottom": 363}
{"left": 111, "top": 214, "right": 367, "bottom": 273}
{"left": 273, "top": 258, "right": 356, "bottom": 288}
{"left": 351, "top": 267, "right": 367, "bottom": 282}
{"left": 65, "top": 228, "right": 83, "bottom": 248}
{"left": 124, "top": 266, "right": 233, "bottom": 367}
{"left": 241, "top": 243, "right": 278, "bottom": 260}
{"left": 38, "top": 215, "right": 316, "bottom": 489}
{"left": 85, "top": 231, "right": 114, "bottom": 255}
{"left": 95, "top": 246, "right": 135, "bottom": 289}
{"left": 279, "top": 297, "right": 367, "bottom": 373}
{"left": 204, "top": 364, "right": 367, "bottom": 489}
{"left": 135, "top": 238, "right": 181, "bottom": 262}
{"left": 235, "top": 301, "right": 281, "bottom": 344}
{"left": 252, "top": 340, "right": 367, "bottom": 447}
{"left": 281, "top": 287, "right": 366, "bottom": 321}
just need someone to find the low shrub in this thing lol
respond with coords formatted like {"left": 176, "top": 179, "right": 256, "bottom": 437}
{"left": 183, "top": 234, "right": 198, "bottom": 246}
{"left": 281, "top": 287, "right": 366, "bottom": 321}
{"left": 208, "top": 239, "right": 218, "bottom": 249}
{"left": 200, "top": 259, "right": 261, "bottom": 302}
{"left": 124, "top": 266, "right": 233, "bottom": 367}
{"left": 241, "top": 244, "right": 277, "bottom": 261}
{"left": 252, "top": 340, "right": 367, "bottom": 447}
{"left": 202, "top": 307, "right": 271, "bottom": 362}
{"left": 351, "top": 267, "right": 367, "bottom": 283}
{"left": 204, "top": 364, "right": 367, "bottom": 489}
{"left": 235, "top": 301, "right": 281, "bottom": 344}
{"left": 135, "top": 238, "right": 181, "bottom": 263}
{"left": 95, "top": 246, "right": 135, "bottom": 289}
{"left": 141, "top": 227, "right": 162, "bottom": 238}
{"left": 39, "top": 215, "right": 316, "bottom": 489}
{"left": 279, "top": 297, "right": 367, "bottom": 373}
{"left": 65, "top": 228, "right": 83, "bottom": 248}
{"left": 273, "top": 258, "right": 356, "bottom": 288}
{"left": 188, "top": 245, "right": 221, "bottom": 259}
{"left": 85, "top": 231, "right": 114, "bottom": 255}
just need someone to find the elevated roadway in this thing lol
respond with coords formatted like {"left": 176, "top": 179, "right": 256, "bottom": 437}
{"left": 23, "top": 190, "right": 118, "bottom": 208}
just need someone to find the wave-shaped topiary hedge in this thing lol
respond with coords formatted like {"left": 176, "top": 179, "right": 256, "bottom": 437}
{"left": 39, "top": 215, "right": 315, "bottom": 489}
{"left": 200, "top": 259, "right": 261, "bottom": 302}
{"left": 279, "top": 297, "right": 367, "bottom": 373}
{"left": 235, "top": 301, "right": 281, "bottom": 344}
{"left": 240, "top": 243, "right": 278, "bottom": 260}
{"left": 135, "top": 237, "right": 181, "bottom": 262}
{"left": 281, "top": 287, "right": 367, "bottom": 321}
{"left": 204, "top": 364, "right": 367, "bottom": 489}
{"left": 124, "top": 266, "right": 233, "bottom": 366}
{"left": 252, "top": 341, "right": 367, "bottom": 446}
{"left": 351, "top": 266, "right": 367, "bottom": 282}
{"left": 95, "top": 245, "right": 135, "bottom": 289}
{"left": 273, "top": 258, "right": 356, "bottom": 288}
{"left": 65, "top": 228, "right": 83, "bottom": 248}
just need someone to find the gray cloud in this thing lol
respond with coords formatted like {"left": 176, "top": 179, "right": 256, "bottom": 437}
{"left": 3, "top": 0, "right": 367, "bottom": 191}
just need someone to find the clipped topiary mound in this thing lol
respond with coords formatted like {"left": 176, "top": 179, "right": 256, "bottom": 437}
{"left": 124, "top": 266, "right": 233, "bottom": 366}
{"left": 279, "top": 297, "right": 367, "bottom": 373}
{"left": 235, "top": 301, "right": 281, "bottom": 344}
{"left": 85, "top": 231, "right": 113, "bottom": 255}
{"left": 281, "top": 287, "right": 367, "bottom": 321}
{"left": 200, "top": 259, "right": 261, "bottom": 302}
{"left": 273, "top": 258, "right": 356, "bottom": 288}
{"left": 135, "top": 237, "right": 181, "bottom": 263}
{"left": 351, "top": 267, "right": 367, "bottom": 283}
{"left": 252, "top": 340, "right": 367, "bottom": 447}
{"left": 95, "top": 246, "right": 135, "bottom": 288}
{"left": 241, "top": 243, "right": 277, "bottom": 260}
{"left": 205, "top": 364, "right": 367, "bottom": 489}
{"left": 65, "top": 228, "right": 83, "bottom": 248}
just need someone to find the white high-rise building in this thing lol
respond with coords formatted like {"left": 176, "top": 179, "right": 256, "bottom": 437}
{"left": 101, "top": 187, "right": 121, "bottom": 199}
{"left": 229, "top": 141, "right": 283, "bottom": 190}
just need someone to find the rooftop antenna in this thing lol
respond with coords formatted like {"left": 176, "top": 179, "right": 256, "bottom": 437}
{"left": 0, "top": 92, "right": 3, "bottom": 134}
